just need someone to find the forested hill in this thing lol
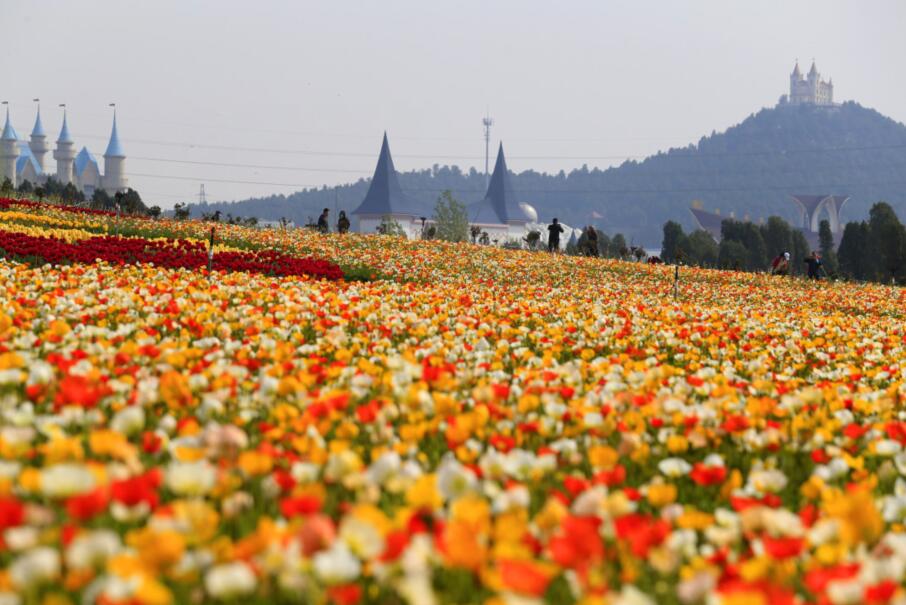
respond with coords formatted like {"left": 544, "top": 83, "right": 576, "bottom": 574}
{"left": 192, "top": 102, "right": 906, "bottom": 245}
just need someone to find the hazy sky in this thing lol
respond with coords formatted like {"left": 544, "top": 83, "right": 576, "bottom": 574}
{"left": 3, "top": 0, "right": 905, "bottom": 208}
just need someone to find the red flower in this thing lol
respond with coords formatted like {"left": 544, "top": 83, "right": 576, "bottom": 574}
{"left": 66, "top": 488, "right": 109, "bottom": 521}
{"left": 327, "top": 584, "right": 361, "bottom": 605}
{"left": 865, "top": 580, "right": 898, "bottom": 604}
{"left": 0, "top": 497, "right": 24, "bottom": 531}
{"left": 499, "top": 559, "right": 552, "bottom": 596}
{"left": 280, "top": 495, "right": 322, "bottom": 518}
{"left": 614, "top": 513, "right": 670, "bottom": 558}
{"left": 55, "top": 374, "right": 108, "bottom": 409}
{"left": 690, "top": 463, "right": 727, "bottom": 486}
{"left": 380, "top": 530, "right": 410, "bottom": 562}
{"left": 548, "top": 515, "right": 604, "bottom": 569}
{"left": 110, "top": 471, "right": 161, "bottom": 509}
{"left": 761, "top": 535, "right": 803, "bottom": 559}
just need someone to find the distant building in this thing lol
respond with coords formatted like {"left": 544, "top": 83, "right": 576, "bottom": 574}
{"left": 779, "top": 61, "right": 834, "bottom": 106}
{"left": 689, "top": 193, "right": 849, "bottom": 250}
{"left": 350, "top": 133, "right": 426, "bottom": 239}
{"left": 351, "top": 134, "right": 540, "bottom": 243}
{"left": 0, "top": 104, "right": 127, "bottom": 195}
{"left": 467, "top": 143, "right": 537, "bottom": 243}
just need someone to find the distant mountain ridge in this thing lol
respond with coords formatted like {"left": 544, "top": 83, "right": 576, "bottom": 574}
{"left": 192, "top": 102, "right": 906, "bottom": 245}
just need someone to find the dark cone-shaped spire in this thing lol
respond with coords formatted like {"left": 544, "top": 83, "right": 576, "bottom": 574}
{"left": 469, "top": 143, "right": 533, "bottom": 224}
{"left": 352, "top": 133, "right": 422, "bottom": 216}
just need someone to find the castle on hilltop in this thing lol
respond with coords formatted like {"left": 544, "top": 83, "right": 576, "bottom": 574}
{"left": 779, "top": 61, "right": 834, "bottom": 106}
{"left": 0, "top": 103, "right": 127, "bottom": 196}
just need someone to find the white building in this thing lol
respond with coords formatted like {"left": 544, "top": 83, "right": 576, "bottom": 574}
{"left": 0, "top": 104, "right": 127, "bottom": 195}
{"left": 781, "top": 61, "right": 834, "bottom": 106}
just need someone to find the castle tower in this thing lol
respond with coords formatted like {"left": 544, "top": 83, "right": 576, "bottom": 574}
{"left": 0, "top": 106, "right": 21, "bottom": 188}
{"left": 102, "top": 109, "right": 128, "bottom": 194}
{"left": 53, "top": 108, "right": 76, "bottom": 184}
{"left": 28, "top": 104, "right": 49, "bottom": 174}
{"left": 790, "top": 61, "right": 801, "bottom": 93}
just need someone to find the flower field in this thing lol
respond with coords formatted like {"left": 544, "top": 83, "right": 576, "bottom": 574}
{"left": 1, "top": 197, "right": 905, "bottom": 605}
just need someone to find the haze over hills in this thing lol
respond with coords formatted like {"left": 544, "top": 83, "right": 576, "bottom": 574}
{"left": 192, "top": 102, "right": 906, "bottom": 246}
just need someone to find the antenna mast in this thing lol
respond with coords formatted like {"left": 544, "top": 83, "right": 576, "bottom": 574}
{"left": 482, "top": 112, "right": 494, "bottom": 186}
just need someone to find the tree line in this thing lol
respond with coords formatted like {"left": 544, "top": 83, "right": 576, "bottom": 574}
{"left": 2, "top": 176, "right": 157, "bottom": 217}
{"left": 660, "top": 202, "right": 906, "bottom": 284}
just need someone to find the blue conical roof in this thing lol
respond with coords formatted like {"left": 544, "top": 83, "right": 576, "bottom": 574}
{"left": 57, "top": 111, "right": 73, "bottom": 144}
{"left": 104, "top": 112, "right": 125, "bottom": 157}
{"left": 351, "top": 133, "right": 423, "bottom": 216}
{"left": 1, "top": 108, "right": 18, "bottom": 141}
{"left": 468, "top": 143, "right": 533, "bottom": 224}
{"left": 31, "top": 107, "right": 46, "bottom": 137}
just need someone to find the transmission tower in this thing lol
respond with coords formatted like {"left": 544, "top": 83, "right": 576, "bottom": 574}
{"left": 482, "top": 113, "right": 494, "bottom": 186}
{"left": 198, "top": 184, "right": 207, "bottom": 204}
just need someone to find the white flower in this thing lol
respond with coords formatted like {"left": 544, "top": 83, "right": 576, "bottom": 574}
{"left": 614, "top": 585, "right": 656, "bottom": 605}
{"left": 8, "top": 547, "right": 61, "bottom": 590}
{"left": 3, "top": 527, "right": 38, "bottom": 552}
{"left": 367, "top": 451, "right": 401, "bottom": 485}
{"left": 313, "top": 542, "right": 361, "bottom": 584}
{"left": 110, "top": 406, "right": 145, "bottom": 436}
{"left": 291, "top": 462, "right": 320, "bottom": 483}
{"left": 204, "top": 562, "right": 257, "bottom": 599}
{"left": 340, "top": 516, "right": 385, "bottom": 559}
{"left": 876, "top": 440, "right": 902, "bottom": 457}
{"left": 826, "top": 578, "right": 864, "bottom": 605}
{"left": 658, "top": 458, "right": 692, "bottom": 478}
{"left": 808, "top": 519, "right": 840, "bottom": 546}
{"left": 165, "top": 461, "right": 216, "bottom": 496}
{"left": 746, "top": 469, "right": 788, "bottom": 494}
{"left": 437, "top": 457, "right": 477, "bottom": 500}
{"left": 0, "top": 592, "right": 21, "bottom": 605}
{"left": 65, "top": 530, "right": 121, "bottom": 570}
{"left": 584, "top": 412, "right": 603, "bottom": 427}
{"left": 39, "top": 464, "right": 96, "bottom": 498}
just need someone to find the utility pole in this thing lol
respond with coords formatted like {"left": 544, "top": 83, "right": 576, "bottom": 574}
{"left": 198, "top": 184, "right": 206, "bottom": 204}
{"left": 482, "top": 112, "right": 493, "bottom": 186}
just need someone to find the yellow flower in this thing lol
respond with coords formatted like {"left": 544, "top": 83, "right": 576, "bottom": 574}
{"left": 588, "top": 445, "right": 619, "bottom": 470}
{"left": 647, "top": 483, "right": 677, "bottom": 508}
{"left": 237, "top": 450, "right": 273, "bottom": 476}
{"left": 406, "top": 474, "right": 442, "bottom": 510}
{"left": 667, "top": 434, "right": 689, "bottom": 454}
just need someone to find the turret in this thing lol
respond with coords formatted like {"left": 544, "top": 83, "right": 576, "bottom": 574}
{"left": 0, "top": 104, "right": 21, "bottom": 188}
{"left": 807, "top": 61, "right": 819, "bottom": 82}
{"left": 53, "top": 106, "right": 76, "bottom": 184}
{"left": 28, "top": 101, "right": 49, "bottom": 175}
{"left": 102, "top": 107, "right": 128, "bottom": 194}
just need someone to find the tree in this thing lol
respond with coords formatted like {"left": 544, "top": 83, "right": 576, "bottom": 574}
{"left": 173, "top": 203, "right": 191, "bottom": 220}
{"left": 610, "top": 233, "right": 627, "bottom": 259}
{"left": 17, "top": 180, "right": 33, "bottom": 194}
{"left": 432, "top": 190, "right": 469, "bottom": 243}
{"left": 91, "top": 188, "right": 112, "bottom": 210}
{"left": 837, "top": 221, "right": 870, "bottom": 280}
{"left": 596, "top": 232, "right": 611, "bottom": 257}
{"left": 868, "top": 202, "right": 906, "bottom": 283}
{"left": 686, "top": 230, "right": 719, "bottom": 266}
{"left": 760, "top": 216, "right": 794, "bottom": 260}
{"left": 34, "top": 186, "right": 45, "bottom": 201}
{"left": 120, "top": 189, "right": 147, "bottom": 214}
{"left": 376, "top": 215, "right": 406, "bottom": 236}
{"left": 818, "top": 219, "right": 839, "bottom": 276}
{"left": 718, "top": 239, "right": 748, "bottom": 270}
{"left": 43, "top": 177, "right": 63, "bottom": 198}
{"left": 790, "top": 230, "right": 811, "bottom": 276}
{"left": 0, "top": 178, "right": 12, "bottom": 195}
{"left": 660, "top": 221, "right": 689, "bottom": 264}
{"left": 148, "top": 206, "right": 162, "bottom": 219}
{"left": 61, "top": 182, "right": 84, "bottom": 204}
{"left": 523, "top": 230, "right": 541, "bottom": 250}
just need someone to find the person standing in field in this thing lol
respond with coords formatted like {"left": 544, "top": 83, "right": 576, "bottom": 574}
{"left": 771, "top": 251, "right": 790, "bottom": 276}
{"left": 586, "top": 225, "right": 599, "bottom": 257}
{"left": 337, "top": 211, "right": 351, "bottom": 234}
{"left": 547, "top": 218, "right": 564, "bottom": 253}
{"left": 804, "top": 251, "right": 823, "bottom": 279}
{"left": 317, "top": 208, "right": 330, "bottom": 234}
